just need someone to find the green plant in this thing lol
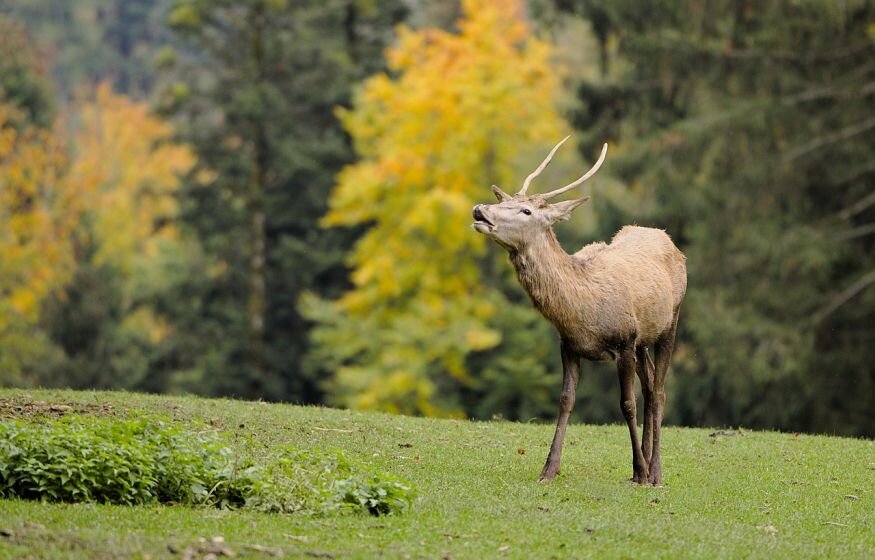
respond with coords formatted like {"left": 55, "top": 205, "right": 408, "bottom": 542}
{"left": 243, "top": 447, "right": 414, "bottom": 516}
{"left": 0, "top": 415, "right": 413, "bottom": 516}
{"left": 0, "top": 416, "right": 245, "bottom": 506}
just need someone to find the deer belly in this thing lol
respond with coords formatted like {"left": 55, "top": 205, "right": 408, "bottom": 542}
{"left": 580, "top": 347, "right": 616, "bottom": 362}
{"left": 557, "top": 325, "right": 624, "bottom": 362}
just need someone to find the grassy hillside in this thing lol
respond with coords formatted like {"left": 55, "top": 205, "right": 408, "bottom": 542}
{"left": 0, "top": 389, "right": 872, "bottom": 559}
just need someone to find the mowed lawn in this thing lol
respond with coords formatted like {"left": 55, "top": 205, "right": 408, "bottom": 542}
{"left": 0, "top": 389, "right": 872, "bottom": 559}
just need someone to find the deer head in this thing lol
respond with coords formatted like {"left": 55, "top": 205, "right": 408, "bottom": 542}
{"left": 472, "top": 137, "right": 608, "bottom": 250}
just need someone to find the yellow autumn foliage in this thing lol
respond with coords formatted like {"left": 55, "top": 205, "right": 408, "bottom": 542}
{"left": 64, "top": 83, "right": 196, "bottom": 274}
{"left": 0, "top": 85, "right": 195, "bottom": 381}
{"left": 0, "top": 104, "right": 72, "bottom": 382}
{"left": 0, "top": 105, "right": 71, "bottom": 321}
{"left": 307, "top": 0, "right": 571, "bottom": 416}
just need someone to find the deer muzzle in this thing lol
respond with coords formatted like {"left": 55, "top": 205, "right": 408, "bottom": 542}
{"left": 472, "top": 205, "right": 494, "bottom": 233}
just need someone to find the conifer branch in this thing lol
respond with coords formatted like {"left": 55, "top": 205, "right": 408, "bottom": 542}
{"left": 812, "top": 269, "right": 875, "bottom": 325}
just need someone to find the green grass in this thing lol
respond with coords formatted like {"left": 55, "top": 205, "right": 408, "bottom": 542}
{"left": 0, "top": 389, "right": 872, "bottom": 559}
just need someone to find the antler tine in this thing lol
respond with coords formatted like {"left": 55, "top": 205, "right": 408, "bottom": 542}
{"left": 516, "top": 135, "right": 571, "bottom": 197}
{"left": 540, "top": 143, "right": 608, "bottom": 200}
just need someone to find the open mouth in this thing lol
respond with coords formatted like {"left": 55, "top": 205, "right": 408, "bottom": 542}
{"left": 472, "top": 206, "right": 494, "bottom": 232}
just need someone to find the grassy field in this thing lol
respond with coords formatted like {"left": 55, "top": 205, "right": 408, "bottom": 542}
{"left": 0, "top": 389, "right": 872, "bottom": 559}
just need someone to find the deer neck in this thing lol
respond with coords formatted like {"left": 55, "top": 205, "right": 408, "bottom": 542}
{"left": 509, "top": 229, "right": 586, "bottom": 324}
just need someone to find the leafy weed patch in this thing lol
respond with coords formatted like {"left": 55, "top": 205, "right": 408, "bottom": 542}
{"left": 0, "top": 415, "right": 413, "bottom": 516}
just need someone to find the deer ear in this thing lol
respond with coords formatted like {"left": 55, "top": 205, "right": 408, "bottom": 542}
{"left": 491, "top": 184, "right": 512, "bottom": 202}
{"left": 546, "top": 196, "right": 590, "bottom": 223}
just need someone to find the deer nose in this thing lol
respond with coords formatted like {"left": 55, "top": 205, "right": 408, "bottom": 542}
{"left": 473, "top": 205, "right": 485, "bottom": 221}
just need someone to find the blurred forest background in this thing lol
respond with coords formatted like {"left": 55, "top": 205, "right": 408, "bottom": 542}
{"left": 0, "top": 0, "right": 872, "bottom": 437}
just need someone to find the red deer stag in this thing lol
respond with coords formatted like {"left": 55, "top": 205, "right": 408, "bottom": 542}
{"left": 472, "top": 137, "right": 686, "bottom": 485}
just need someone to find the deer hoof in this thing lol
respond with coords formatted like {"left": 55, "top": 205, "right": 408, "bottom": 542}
{"left": 538, "top": 467, "right": 560, "bottom": 482}
{"left": 631, "top": 470, "right": 650, "bottom": 485}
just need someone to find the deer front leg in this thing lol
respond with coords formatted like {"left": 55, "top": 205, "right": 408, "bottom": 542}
{"left": 618, "top": 346, "right": 649, "bottom": 484}
{"left": 539, "top": 341, "right": 580, "bottom": 482}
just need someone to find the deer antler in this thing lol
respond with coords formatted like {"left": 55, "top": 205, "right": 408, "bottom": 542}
{"left": 540, "top": 143, "right": 608, "bottom": 200}
{"left": 516, "top": 136, "right": 571, "bottom": 196}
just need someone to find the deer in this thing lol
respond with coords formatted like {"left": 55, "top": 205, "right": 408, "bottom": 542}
{"left": 471, "top": 137, "right": 686, "bottom": 485}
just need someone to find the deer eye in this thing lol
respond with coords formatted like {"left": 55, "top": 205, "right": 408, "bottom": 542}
{"left": 521, "top": 208, "right": 532, "bottom": 216}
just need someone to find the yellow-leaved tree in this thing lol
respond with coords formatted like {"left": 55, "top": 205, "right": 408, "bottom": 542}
{"left": 65, "top": 84, "right": 196, "bottom": 274}
{"left": 1, "top": 84, "right": 196, "bottom": 386}
{"left": 0, "top": 104, "right": 71, "bottom": 381}
{"left": 303, "top": 0, "right": 575, "bottom": 416}
{"left": 44, "top": 84, "right": 197, "bottom": 387}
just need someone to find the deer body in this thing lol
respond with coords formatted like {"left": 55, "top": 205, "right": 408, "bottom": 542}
{"left": 473, "top": 138, "right": 686, "bottom": 485}
{"left": 512, "top": 226, "right": 685, "bottom": 361}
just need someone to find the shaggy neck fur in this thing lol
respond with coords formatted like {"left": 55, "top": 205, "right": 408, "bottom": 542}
{"left": 509, "top": 228, "right": 589, "bottom": 329}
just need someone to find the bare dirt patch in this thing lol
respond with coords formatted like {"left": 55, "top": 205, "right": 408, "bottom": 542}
{"left": 0, "top": 397, "right": 116, "bottom": 420}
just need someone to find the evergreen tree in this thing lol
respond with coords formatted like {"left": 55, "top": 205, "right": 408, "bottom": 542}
{"left": 0, "top": 0, "right": 170, "bottom": 98}
{"left": 558, "top": 0, "right": 875, "bottom": 436}
{"left": 0, "top": 16, "right": 54, "bottom": 128}
{"left": 160, "top": 0, "right": 406, "bottom": 400}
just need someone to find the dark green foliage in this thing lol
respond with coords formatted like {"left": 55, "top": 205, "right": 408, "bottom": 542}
{"left": 159, "top": 0, "right": 407, "bottom": 401}
{"left": 39, "top": 261, "right": 150, "bottom": 391}
{"left": 558, "top": 0, "right": 875, "bottom": 436}
{"left": 463, "top": 298, "right": 562, "bottom": 421}
{"left": 0, "top": 0, "right": 171, "bottom": 98}
{"left": 0, "top": 415, "right": 414, "bottom": 515}
{"left": 0, "top": 16, "right": 54, "bottom": 128}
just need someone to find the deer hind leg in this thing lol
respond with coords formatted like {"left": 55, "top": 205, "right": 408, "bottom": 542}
{"left": 636, "top": 345, "right": 655, "bottom": 466}
{"left": 539, "top": 340, "right": 580, "bottom": 481}
{"left": 618, "top": 346, "right": 649, "bottom": 484}
{"left": 649, "top": 309, "right": 680, "bottom": 486}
